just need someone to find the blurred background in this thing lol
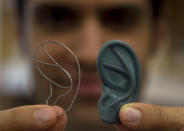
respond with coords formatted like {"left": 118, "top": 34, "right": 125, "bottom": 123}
{"left": 141, "top": 0, "right": 184, "bottom": 106}
{"left": 0, "top": 0, "right": 184, "bottom": 130}
{"left": 0, "top": 0, "right": 34, "bottom": 108}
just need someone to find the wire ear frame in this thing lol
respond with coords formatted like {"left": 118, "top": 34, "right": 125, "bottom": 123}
{"left": 34, "top": 41, "right": 81, "bottom": 113}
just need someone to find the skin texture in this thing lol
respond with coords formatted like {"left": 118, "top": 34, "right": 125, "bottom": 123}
{"left": 2, "top": 0, "right": 184, "bottom": 131}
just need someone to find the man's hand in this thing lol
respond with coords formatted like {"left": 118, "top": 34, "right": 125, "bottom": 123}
{"left": 0, "top": 105, "right": 67, "bottom": 131}
{"left": 116, "top": 103, "right": 184, "bottom": 131}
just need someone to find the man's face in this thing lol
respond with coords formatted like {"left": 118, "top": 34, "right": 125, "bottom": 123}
{"left": 26, "top": 0, "right": 155, "bottom": 130}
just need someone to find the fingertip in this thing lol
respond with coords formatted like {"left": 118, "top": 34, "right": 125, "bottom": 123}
{"left": 31, "top": 105, "right": 68, "bottom": 131}
{"left": 119, "top": 103, "right": 143, "bottom": 130}
{"left": 119, "top": 103, "right": 175, "bottom": 130}
{"left": 52, "top": 106, "right": 67, "bottom": 124}
{"left": 30, "top": 105, "right": 59, "bottom": 130}
{"left": 119, "top": 104, "right": 134, "bottom": 122}
{"left": 52, "top": 106, "right": 65, "bottom": 117}
{"left": 50, "top": 106, "right": 67, "bottom": 131}
{"left": 33, "top": 107, "right": 57, "bottom": 124}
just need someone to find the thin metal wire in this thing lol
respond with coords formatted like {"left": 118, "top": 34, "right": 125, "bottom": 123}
{"left": 34, "top": 41, "right": 81, "bottom": 113}
{"left": 46, "top": 83, "right": 53, "bottom": 105}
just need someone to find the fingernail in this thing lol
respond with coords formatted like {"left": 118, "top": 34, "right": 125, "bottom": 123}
{"left": 34, "top": 108, "right": 55, "bottom": 123}
{"left": 57, "top": 111, "right": 65, "bottom": 118}
{"left": 123, "top": 107, "right": 141, "bottom": 124}
{"left": 53, "top": 106, "right": 65, "bottom": 118}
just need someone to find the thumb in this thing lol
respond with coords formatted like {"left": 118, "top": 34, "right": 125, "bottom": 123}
{"left": 118, "top": 103, "right": 184, "bottom": 131}
{"left": 0, "top": 105, "right": 67, "bottom": 131}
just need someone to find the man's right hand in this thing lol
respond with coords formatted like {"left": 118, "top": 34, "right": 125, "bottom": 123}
{"left": 116, "top": 103, "right": 184, "bottom": 131}
{"left": 0, "top": 105, "right": 67, "bottom": 131}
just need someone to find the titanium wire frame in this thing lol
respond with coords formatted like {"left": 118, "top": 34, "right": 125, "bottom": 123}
{"left": 34, "top": 41, "right": 81, "bottom": 113}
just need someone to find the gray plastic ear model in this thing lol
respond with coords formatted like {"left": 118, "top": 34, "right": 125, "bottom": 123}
{"left": 97, "top": 40, "right": 141, "bottom": 124}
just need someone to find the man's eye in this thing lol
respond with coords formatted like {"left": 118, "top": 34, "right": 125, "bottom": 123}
{"left": 99, "top": 6, "right": 142, "bottom": 32}
{"left": 34, "top": 5, "right": 80, "bottom": 32}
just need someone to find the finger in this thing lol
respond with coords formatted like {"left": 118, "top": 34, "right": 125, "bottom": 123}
{"left": 48, "top": 106, "right": 67, "bottom": 131}
{"left": 119, "top": 103, "right": 184, "bottom": 131}
{"left": 0, "top": 105, "right": 63, "bottom": 131}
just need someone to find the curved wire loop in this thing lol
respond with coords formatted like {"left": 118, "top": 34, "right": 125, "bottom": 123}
{"left": 34, "top": 41, "right": 81, "bottom": 113}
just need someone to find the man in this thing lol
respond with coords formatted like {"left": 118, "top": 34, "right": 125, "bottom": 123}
{"left": 1, "top": 0, "right": 184, "bottom": 131}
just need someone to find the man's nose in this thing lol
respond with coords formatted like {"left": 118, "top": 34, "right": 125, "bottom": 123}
{"left": 76, "top": 17, "right": 102, "bottom": 69}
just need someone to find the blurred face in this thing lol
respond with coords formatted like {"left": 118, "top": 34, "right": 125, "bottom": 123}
{"left": 25, "top": 0, "right": 156, "bottom": 130}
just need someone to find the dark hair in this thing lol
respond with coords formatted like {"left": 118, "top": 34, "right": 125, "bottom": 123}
{"left": 15, "top": 0, "right": 164, "bottom": 20}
